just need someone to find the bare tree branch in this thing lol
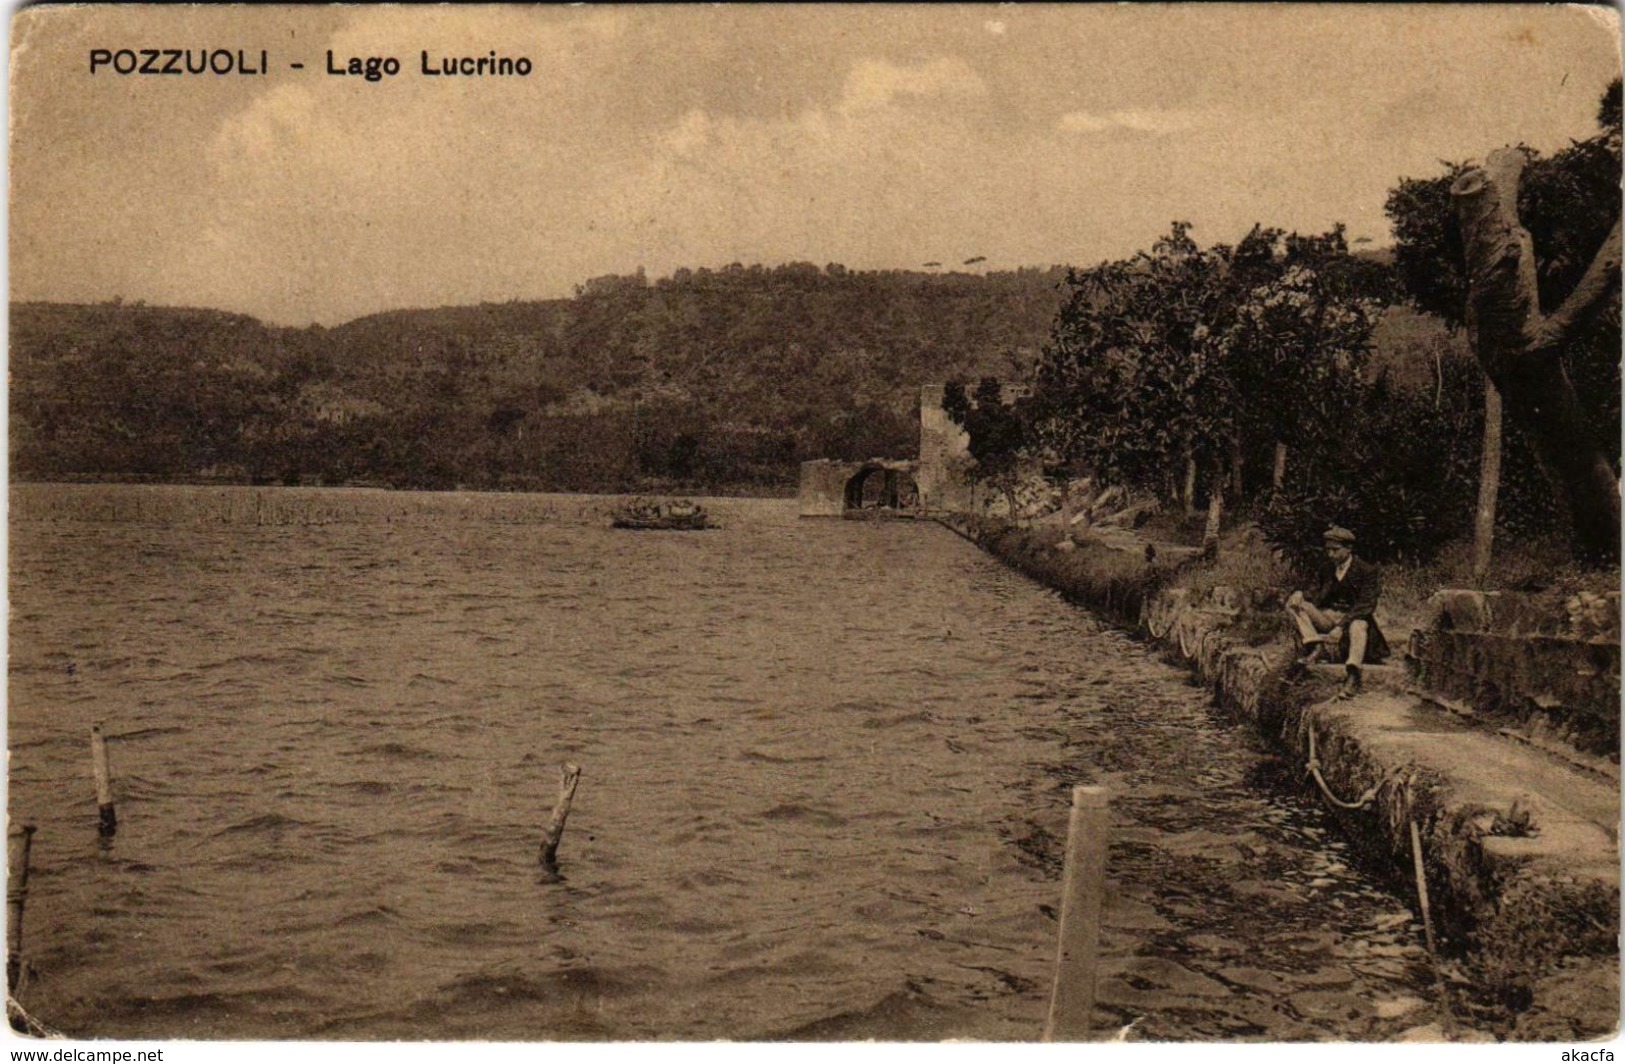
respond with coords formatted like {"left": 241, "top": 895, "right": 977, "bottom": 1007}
{"left": 1452, "top": 146, "right": 1623, "bottom": 357}
{"left": 1530, "top": 216, "right": 1623, "bottom": 351}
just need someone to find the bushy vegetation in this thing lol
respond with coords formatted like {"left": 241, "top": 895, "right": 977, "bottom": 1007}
{"left": 1025, "top": 221, "right": 1391, "bottom": 505}
{"left": 941, "top": 378, "right": 1033, "bottom": 515}
{"left": 1385, "top": 84, "right": 1622, "bottom": 456}
{"left": 1259, "top": 366, "right": 1475, "bottom": 569}
{"left": 947, "top": 81, "right": 1620, "bottom": 570}
{"left": 950, "top": 220, "right": 1441, "bottom": 560}
{"left": 11, "top": 264, "right": 1070, "bottom": 493}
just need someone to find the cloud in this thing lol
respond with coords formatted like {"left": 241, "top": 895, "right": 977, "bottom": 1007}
{"left": 1058, "top": 108, "right": 1202, "bottom": 136}
{"left": 150, "top": 8, "right": 651, "bottom": 322}
{"left": 600, "top": 57, "right": 1013, "bottom": 278}
{"left": 174, "top": 17, "right": 1013, "bottom": 322}
{"left": 19, "top": 4, "right": 1614, "bottom": 325}
{"left": 838, "top": 57, "right": 987, "bottom": 116}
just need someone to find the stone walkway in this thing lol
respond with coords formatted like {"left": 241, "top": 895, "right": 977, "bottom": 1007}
{"left": 959, "top": 518, "right": 1620, "bottom": 1038}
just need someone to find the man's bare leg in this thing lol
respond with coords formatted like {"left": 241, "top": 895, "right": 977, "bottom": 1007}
{"left": 1346, "top": 619, "right": 1369, "bottom": 668}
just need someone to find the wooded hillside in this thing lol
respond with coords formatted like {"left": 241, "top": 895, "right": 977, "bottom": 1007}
{"left": 11, "top": 264, "right": 1069, "bottom": 493}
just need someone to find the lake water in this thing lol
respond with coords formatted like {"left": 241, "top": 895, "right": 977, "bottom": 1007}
{"left": 8, "top": 486, "right": 1440, "bottom": 1040}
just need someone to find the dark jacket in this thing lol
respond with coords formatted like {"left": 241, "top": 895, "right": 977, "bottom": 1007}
{"left": 1312, "top": 556, "right": 1389, "bottom": 663}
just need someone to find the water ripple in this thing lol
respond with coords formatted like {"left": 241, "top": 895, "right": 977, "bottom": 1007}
{"left": 8, "top": 488, "right": 1438, "bottom": 1041}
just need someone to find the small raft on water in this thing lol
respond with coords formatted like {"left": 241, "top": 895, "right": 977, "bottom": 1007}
{"left": 610, "top": 498, "right": 716, "bottom": 531}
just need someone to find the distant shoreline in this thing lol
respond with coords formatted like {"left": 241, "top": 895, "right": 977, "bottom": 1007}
{"left": 7, "top": 474, "right": 796, "bottom": 500}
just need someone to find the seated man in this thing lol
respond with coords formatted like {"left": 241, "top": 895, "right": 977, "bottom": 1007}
{"left": 1285, "top": 525, "right": 1389, "bottom": 698}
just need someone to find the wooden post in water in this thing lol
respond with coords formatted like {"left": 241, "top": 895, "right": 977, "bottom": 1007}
{"left": 91, "top": 724, "right": 117, "bottom": 837}
{"left": 1044, "top": 785, "right": 1109, "bottom": 1042}
{"left": 539, "top": 763, "right": 582, "bottom": 873}
{"left": 8, "top": 825, "right": 36, "bottom": 992}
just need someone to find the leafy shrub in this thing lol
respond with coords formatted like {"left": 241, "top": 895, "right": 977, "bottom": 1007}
{"left": 1260, "top": 372, "right": 1478, "bottom": 570}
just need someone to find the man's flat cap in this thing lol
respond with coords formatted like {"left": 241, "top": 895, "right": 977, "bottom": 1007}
{"left": 1323, "top": 524, "right": 1356, "bottom": 544}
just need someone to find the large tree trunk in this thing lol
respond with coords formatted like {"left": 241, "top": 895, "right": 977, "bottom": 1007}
{"left": 1272, "top": 442, "right": 1288, "bottom": 491}
{"left": 1472, "top": 375, "right": 1503, "bottom": 583}
{"left": 1182, "top": 454, "right": 1198, "bottom": 517}
{"left": 1451, "top": 148, "right": 1622, "bottom": 564}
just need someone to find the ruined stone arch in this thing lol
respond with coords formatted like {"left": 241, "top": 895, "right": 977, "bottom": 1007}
{"left": 843, "top": 464, "right": 919, "bottom": 511}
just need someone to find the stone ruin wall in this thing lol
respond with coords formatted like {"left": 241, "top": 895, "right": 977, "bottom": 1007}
{"left": 916, "top": 383, "right": 975, "bottom": 514}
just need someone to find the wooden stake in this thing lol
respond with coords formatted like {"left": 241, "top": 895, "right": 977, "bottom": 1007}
{"left": 1409, "top": 814, "right": 1455, "bottom": 1035}
{"left": 539, "top": 763, "right": 582, "bottom": 872}
{"left": 8, "top": 825, "right": 36, "bottom": 992}
{"left": 1044, "top": 785, "right": 1109, "bottom": 1041}
{"left": 91, "top": 724, "right": 117, "bottom": 837}
{"left": 1409, "top": 817, "right": 1439, "bottom": 959}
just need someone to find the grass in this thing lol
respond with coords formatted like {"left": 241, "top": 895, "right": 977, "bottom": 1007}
{"left": 1140, "top": 508, "right": 1616, "bottom": 642}
{"left": 1135, "top": 506, "right": 1211, "bottom": 548}
{"left": 1381, "top": 536, "right": 1618, "bottom": 634}
{"left": 1177, "top": 524, "right": 1298, "bottom": 606}
{"left": 990, "top": 510, "right": 1618, "bottom": 651}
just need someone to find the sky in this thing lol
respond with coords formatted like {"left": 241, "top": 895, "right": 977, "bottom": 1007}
{"left": 9, "top": 4, "right": 1622, "bottom": 326}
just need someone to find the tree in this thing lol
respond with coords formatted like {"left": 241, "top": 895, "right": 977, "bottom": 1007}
{"left": 1219, "top": 225, "right": 1385, "bottom": 495}
{"left": 1451, "top": 147, "right": 1621, "bottom": 564}
{"left": 1032, "top": 222, "right": 1232, "bottom": 507}
{"left": 942, "top": 377, "right": 1034, "bottom": 518}
{"left": 1470, "top": 379, "right": 1504, "bottom": 582}
{"left": 1388, "top": 165, "right": 1509, "bottom": 580}
{"left": 1388, "top": 78, "right": 1622, "bottom": 565}
{"left": 1029, "top": 220, "right": 1382, "bottom": 542}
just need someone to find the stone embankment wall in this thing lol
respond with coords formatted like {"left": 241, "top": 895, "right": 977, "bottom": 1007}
{"left": 944, "top": 516, "right": 1619, "bottom": 1037}
{"left": 1412, "top": 589, "right": 1621, "bottom": 759}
